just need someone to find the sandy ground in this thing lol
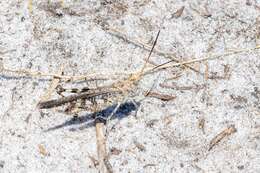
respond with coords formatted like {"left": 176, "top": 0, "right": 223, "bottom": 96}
{"left": 0, "top": 0, "right": 260, "bottom": 172}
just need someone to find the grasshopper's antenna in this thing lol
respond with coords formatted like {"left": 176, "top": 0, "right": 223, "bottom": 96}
{"left": 140, "top": 30, "right": 161, "bottom": 74}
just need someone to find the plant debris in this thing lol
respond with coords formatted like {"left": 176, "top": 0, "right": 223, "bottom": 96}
{"left": 208, "top": 125, "right": 237, "bottom": 151}
{"left": 172, "top": 6, "right": 185, "bottom": 18}
{"left": 38, "top": 144, "right": 48, "bottom": 156}
{"left": 144, "top": 91, "right": 176, "bottom": 101}
{"left": 198, "top": 117, "right": 205, "bottom": 133}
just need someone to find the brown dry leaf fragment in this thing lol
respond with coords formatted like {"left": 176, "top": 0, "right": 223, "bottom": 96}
{"left": 190, "top": 4, "right": 211, "bottom": 18}
{"left": 172, "top": 6, "right": 185, "bottom": 18}
{"left": 145, "top": 91, "right": 176, "bottom": 101}
{"left": 110, "top": 147, "right": 122, "bottom": 155}
{"left": 208, "top": 125, "right": 237, "bottom": 151}
{"left": 198, "top": 117, "right": 205, "bottom": 133}
{"left": 163, "top": 115, "right": 173, "bottom": 126}
{"left": 134, "top": 140, "right": 146, "bottom": 152}
{"left": 38, "top": 144, "right": 48, "bottom": 156}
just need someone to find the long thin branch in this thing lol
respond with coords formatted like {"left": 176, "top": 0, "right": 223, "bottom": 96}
{"left": 150, "top": 45, "right": 260, "bottom": 72}
{"left": 96, "top": 121, "right": 113, "bottom": 173}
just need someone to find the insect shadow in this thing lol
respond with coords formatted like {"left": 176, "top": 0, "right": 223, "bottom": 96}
{"left": 45, "top": 101, "right": 139, "bottom": 132}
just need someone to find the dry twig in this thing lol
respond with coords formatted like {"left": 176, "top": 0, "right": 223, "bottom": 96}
{"left": 198, "top": 117, "right": 205, "bottom": 133}
{"left": 172, "top": 6, "right": 185, "bottom": 18}
{"left": 150, "top": 45, "right": 260, "bottom": 72}
{"left": 145, "top": 91, "right": 176, "bottom": 101}
{"left": 38, "top": 144, "right": 48, "bottom": 156}
{"left": 96, "top": 120, "right": 113, "bottom": 173}
{"left": 208, "top": 125, "right": 237, "bottom": 151}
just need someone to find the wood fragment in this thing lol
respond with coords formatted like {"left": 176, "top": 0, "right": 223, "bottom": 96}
{"left": 96, "top": 121, "right": 112, "bottom": 173}
{"left": 198, "top": 117, "right": 205, "bottom": 133}
{"left": 172, "top": 6, "right": 185, "bottom": 18}
{"left": 189, "top": 4, "right": 211, "bottom": 18}
{"left": 38, "top": 144, "right": 48, "bottom": 156}
{"left": 208, "top": 125, "right": 237, "bottom": 151}
{"left": 163, "top": 116, "right": 173, "bottom": 126}
{"left": 145, "top": 91, "right": 176, "bottom": 101}
{"left": 93, "top": 97, "right": 113, "bottom": 173}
